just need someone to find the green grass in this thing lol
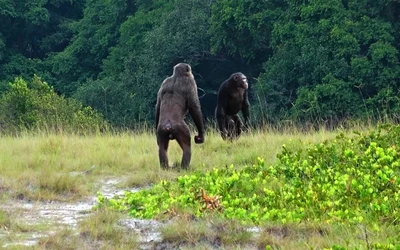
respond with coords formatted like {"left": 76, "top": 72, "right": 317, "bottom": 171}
{"left": 0, "top": 128, "right": 338, "bottom": 202}
{"left": 3, "top": 125, "right": 398, "bottom": 249}
{"left": 157, "top": 217, "right": 399, "bottom": 249}
{"left": 33, "top": 207, "right": 139, "bottom": 250}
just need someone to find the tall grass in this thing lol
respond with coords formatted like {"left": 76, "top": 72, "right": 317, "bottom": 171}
{"left": 0, "top": 125, "right": 386, "bottom": 249}
{"left": 0, "top": 126, "right": 351, "bottom": 202}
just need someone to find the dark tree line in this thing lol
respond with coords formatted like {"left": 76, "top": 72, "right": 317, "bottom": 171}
{"left": 1, "top": 0, "right": 400, "bottom": 129}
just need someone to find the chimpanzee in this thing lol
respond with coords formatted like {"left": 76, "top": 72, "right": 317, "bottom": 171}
{"left": 215, "top": 72, "right": 250, "bottom": 140}
{"left": 155, "top": 63, "right": 205, "bottom": 169}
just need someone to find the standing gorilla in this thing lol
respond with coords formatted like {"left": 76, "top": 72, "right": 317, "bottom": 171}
{"left": 155, "top": 63, "right": 205, "bottom": 169}
{"left": 215, "top": 72, "right": 250, "bottom": 140}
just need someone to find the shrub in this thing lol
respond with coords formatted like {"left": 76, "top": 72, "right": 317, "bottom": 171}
{"left": 99, "top": 124, "right": 400, "bottom": 226}
{"left": 0, "top": 75, "right": 107, "bottom": 134}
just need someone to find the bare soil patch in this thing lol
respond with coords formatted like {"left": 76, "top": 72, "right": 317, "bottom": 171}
{"left": 0, "top": 178, "right": 162, "bottom": 249}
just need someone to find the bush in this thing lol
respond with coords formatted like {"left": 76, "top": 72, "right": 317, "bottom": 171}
{"left": 99, "top": 124, "right": 400, "bottom": 225}
{"left": 0, "top": 75, "right": 107, "bottom": 134}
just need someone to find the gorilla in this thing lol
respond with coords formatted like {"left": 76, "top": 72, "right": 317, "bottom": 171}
{"left": 155, "top": 63, "right": 205, "bottom": 169}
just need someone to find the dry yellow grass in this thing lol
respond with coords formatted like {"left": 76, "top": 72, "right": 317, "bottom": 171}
{"left": 0, "top": 127, "right": 345, "bottom": 201}
{"left": 0, "top": 125, "right": 389, "bottom": 249}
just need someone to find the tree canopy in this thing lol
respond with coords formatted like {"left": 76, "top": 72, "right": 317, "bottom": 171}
{"left": 1, "top": 0, "right": 400, "bottom": 129}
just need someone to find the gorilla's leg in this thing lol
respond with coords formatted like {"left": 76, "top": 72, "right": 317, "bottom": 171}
{"left": 174, "top": 124, "right": 192, "bottom": 169}
{"left": 157, "top": 132, "right": 170, "bottom": 169}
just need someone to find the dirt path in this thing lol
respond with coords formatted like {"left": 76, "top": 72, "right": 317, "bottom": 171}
{"left": 0, "top": 178, "right": 162, "bottom": 248}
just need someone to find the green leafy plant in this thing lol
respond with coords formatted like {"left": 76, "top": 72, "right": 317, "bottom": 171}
{"left": 0, "top": 75, "right": 107, "bottom": 133}
{"left": 98, "top": 124, "right": 400, "bottom": 227}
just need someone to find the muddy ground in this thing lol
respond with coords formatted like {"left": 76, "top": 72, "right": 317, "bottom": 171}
{"left": 0, "top": 178, "right": 163, "bottom": 249}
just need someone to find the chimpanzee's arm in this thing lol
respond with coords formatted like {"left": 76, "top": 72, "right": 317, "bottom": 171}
{"left": 242, "top": 90, "right": 250, "bottom": 127}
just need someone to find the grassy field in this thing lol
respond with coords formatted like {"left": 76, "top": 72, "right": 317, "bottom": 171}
{"left": 0, "top": 126, "right": 399, "bottom": 249}
{"left": 0, "top": 128, "right": 337, "bottom": 201}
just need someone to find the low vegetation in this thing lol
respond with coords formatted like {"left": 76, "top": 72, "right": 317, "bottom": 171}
{"left": 99, "top": 124, "right": 400, "bottom": 249}
{"left": 1, "top": 124, "right": 400, "bottom": 249}
{"left": 33, "top": 208, "right": 139, "bottom": 250}
{"left": 0, "top": 76, "right": 106, "bottom": 134}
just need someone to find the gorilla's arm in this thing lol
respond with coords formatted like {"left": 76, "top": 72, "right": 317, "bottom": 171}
{"left": 155, "top": 93, "right": 161, "bottom": 130}
{"left": 188, "top": 89, "right": 205, "bottom": 143}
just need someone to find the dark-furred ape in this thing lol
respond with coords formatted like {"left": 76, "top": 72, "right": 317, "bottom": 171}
{"left": 215, "top": 72, "right": 250, "bottom": 140}
{"left": 155, "top": 63, "right": 205, "bottom": 169}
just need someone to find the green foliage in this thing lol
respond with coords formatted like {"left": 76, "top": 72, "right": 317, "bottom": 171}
{"left": 254, "top": 0, "right": 400, "bottom": 124}
{"left": 73, "top": 77, "right": 148, "bottom": 128}
{"left": 0, "top": 209, "right": 11, "bottom": 230}
{"left": 0, "top": 54, "right": 44, "bottom": 90}
{"left": 1, "top": 0, "right": 400, "bottom": 128}
{"left": 209, "top": 0, "right": 278, "bottom": 61}
{"left": 0, "top": 75, "right": 106, "bottom": 133}
{"left": 292, "top": 74, "right": 362, "bottom": 124}
{"left": 99, "top": 124, "right": 400, "bottom": 226}
{"left": 0, "top": 0, "right": 85, "bottom": 85}
{"left": 46, "top": 0, "right": 131, "bottom": 96}
{"left": 76, "top": 0, "right": 214, "bottom": 127}
{"left": 328, "top": 243, "right": 400, "bottom": 250}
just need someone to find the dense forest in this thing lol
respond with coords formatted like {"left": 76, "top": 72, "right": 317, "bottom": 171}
{"left": 1, "top": 0, "right": 400, "bottom": 130}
